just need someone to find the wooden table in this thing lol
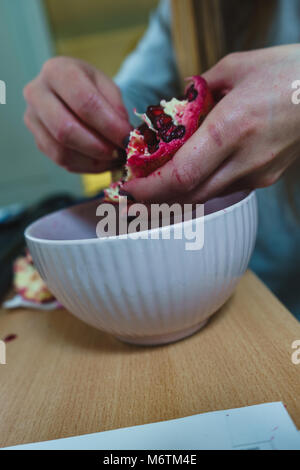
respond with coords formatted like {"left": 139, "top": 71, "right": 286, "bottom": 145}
{"left": 0, "top": 271, "right": 299, "bottom": 448}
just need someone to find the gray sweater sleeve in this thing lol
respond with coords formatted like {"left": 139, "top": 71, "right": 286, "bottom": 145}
{"left": 114, "top": 0, "right": 181, "bottom": 126}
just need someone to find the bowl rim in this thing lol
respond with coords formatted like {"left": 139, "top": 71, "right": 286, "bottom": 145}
{"left": 25, "top": 190, "right": 256, "bottom": 246}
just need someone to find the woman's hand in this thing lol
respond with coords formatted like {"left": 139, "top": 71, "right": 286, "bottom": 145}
{"left": 24, "top": 57, "right": 131, "bottom": 173}
{"left": 123, "top": 45, "right": 300, "bottom": 202}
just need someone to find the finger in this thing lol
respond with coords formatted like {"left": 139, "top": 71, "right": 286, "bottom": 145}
{"left": 25, "top": 81, "right": 117, "bottom": 161}
{"left": 44, "top": 61, "right": 131, "bottom": 147}
{"left": 123, "top": 99, "right": 239, "bottom": 202}
{"left": 202, "top": 53, "right": 243, "bottom": 94}
{"left": 92, "top": 69, "right": 129, "bottom": 120}
{"left": 181, "top": 148, "right": 286, "bottom": 203}
{"left": 178, "top": 153, "right": 247, "bottom": 203}
{"left": 75, "top": 60, "right": 128, "bottom": 119}
{"left": 24, "top": 107, "right": 123, "bottom": 173}
{"left": 202, "top": 63, "right": 232, "bottom": 93}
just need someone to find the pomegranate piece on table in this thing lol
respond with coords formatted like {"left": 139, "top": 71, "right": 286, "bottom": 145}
{"left": 13, "top": 255, "right": 55, "bottom": 303}
{"left": 104, "top": 75, "right": 214, "bottom": 202}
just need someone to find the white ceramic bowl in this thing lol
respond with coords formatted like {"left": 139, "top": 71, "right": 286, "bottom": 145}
{"left": 25, "top": 191, "right": 257, "bottom": 345}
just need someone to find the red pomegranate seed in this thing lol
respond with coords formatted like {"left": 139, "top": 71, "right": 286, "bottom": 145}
{"left": 159, "top": 125, "right": 177, "bottom": 142}
{"left": 173, "top": 125, "right": 186, "bottom": 139}
{"left": 138, "top": 123, "right": 148, "bottom": 135}
{"left": 143, "top": 128, "right": 159, "bottom": 153}
{"left": 159, "top": 125, "right": 186, "bottom": 142}
{"left": 3, "top": 334, "right": 18, "bottom": 343}
{"left": 147, "top": 105, "right": 164, "bottom": 118}
{"left": 155, "top": 114, "right": 173, "bottom": 129}
{"left": 185, "top": 84, "right": 198, "bottom": 102}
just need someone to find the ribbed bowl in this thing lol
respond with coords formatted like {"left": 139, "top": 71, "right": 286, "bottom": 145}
{"left": 25, "top": 191, "right": 257, "bottom": 345}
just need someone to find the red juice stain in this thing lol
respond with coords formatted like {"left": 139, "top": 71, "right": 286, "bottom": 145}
{"left": 3, "top": 334, "right": 18, "bottom": 343}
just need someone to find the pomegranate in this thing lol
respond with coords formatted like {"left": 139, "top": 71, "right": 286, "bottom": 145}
{"left": 104, "top": 76, "right": 214, "bottom": 201}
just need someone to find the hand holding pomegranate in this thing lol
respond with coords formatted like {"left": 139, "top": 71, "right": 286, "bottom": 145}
{"left": 123, "top": 45, "right": 300, "bottom": 202}
{"left": 24, "top": 57, "right": 131, "bottom": 173}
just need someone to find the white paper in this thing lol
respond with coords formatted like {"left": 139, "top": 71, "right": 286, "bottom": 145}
{"left": 2, "top": 295, "right": 61, "bottom": 311}
{"left": 4, "top": 402, "right": 300, "bottom": 450}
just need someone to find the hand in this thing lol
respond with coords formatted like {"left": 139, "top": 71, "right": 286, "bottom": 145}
{"left": 24, "top": 57, "right": 131, "bottom": 173}
{"left": 123, "top": 45, "right": 300, "bottom": 202}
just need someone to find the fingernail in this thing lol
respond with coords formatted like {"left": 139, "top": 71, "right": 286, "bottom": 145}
{"left": 119, "top": 189, "right": 135, "bottom": 201}
{"left": 122, "top": 134, "right": 130, "bottom": 148}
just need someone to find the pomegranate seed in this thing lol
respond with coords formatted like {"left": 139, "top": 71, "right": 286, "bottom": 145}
{"left": 138, "top": 123, "right": 148, "bottom": 135}
{"left": 159, "top": 125, "right": 177, "bottom": 142}
{"left": 147, "top": 105, "right": 164, "bottom": 118}
{"left": 155, "top": 114, "right": 173, "bottom": 129}
{"left": 185, "top": 84, "right": 198, "bottom": 102}
{"left": 3, "top": 334, "right": 17, "bottom": 343}
{"left": 159, "top": 125, "right": 186, "bottom": 142}
{"left": 143, "top": 128, "right": 159, "bottom": 153}
{"left": 173, "top": 125, "right": 186, "bottom": 139}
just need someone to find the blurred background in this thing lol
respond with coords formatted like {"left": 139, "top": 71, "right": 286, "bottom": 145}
{"left": 0, "top": 0, "right": 158, "bottom": 209}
